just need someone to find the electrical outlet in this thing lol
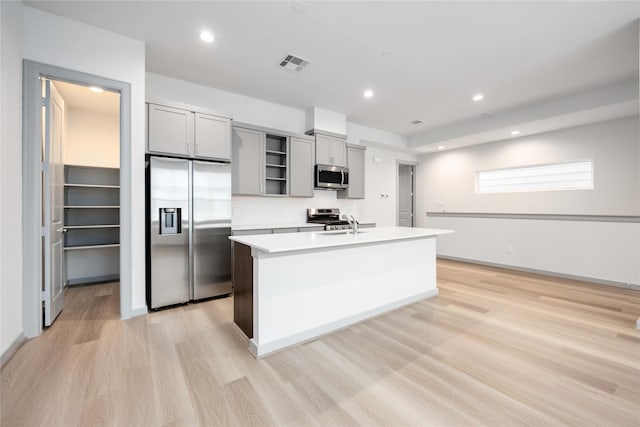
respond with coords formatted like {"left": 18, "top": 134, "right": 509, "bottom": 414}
{"left": 506, "top": 245, "right": 513, "bottom": 254}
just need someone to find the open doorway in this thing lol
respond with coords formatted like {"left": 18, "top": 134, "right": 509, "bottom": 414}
{"left": 23, "top": 60, "right": 132, "bottom": 338}
{"left": 43, "top": 79, "right": 121, "bottom": 326}
{"left": 397, "top": 162, "right": 416, "bottom": 227}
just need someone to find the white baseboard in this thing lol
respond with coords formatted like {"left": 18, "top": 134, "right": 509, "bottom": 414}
{"left": 438, "top": 255, "right": 639, "bottom": 290}
{"left": 130, "top": 306, "right": 148, "bottom": 317}
{"left": 250, "top": 289, "right": 439, "bottom": 358}
{"left": 1, "top": 333, "right": 27, "bottom": 369}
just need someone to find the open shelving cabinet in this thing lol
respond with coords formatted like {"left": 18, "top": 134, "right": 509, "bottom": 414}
{"left": 264, "top": 134, "right": 288, "bottom": 196}
{"left": 63, "top": 165, "right": 120, "bottom": 285}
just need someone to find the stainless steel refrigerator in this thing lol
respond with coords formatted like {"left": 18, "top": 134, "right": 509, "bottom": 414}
{"left": 146, "top": 156, "right": 232, "bottom": 310}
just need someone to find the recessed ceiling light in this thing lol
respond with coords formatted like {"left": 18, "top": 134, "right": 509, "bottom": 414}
{"left": 437, "top": 145, "right": 445, "bottom": 150}
{"left": 89, "top": 86, "right": 104, "bottom": 94}
{"left": 364, "top": 89, "right": 374, "bottom": 98}
{"left": 472, "top": 94, "right": 484, "bottom": 102}
{"left": 510, "top": 130, "right": 520, "bottom": 136}
{"left": 200, "top": 30, "right": 214, "bottom": 43}
{"left": 292, "top": 1, "right": 307, "bottom": 13}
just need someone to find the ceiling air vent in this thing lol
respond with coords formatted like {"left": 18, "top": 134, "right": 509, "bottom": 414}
{"left": 279, "top": 54, "right": 310, "bottom": 72}
{"left": 410, "top": 120, "right": 424, "bottom": 125}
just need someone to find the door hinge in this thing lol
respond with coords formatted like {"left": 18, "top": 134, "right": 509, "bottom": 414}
{"left": 40, "top": 227, "right": 46, "bottom": 237}
{"left": 41, "top": 291, "right": 48, "bottom": 301}
{"left": 41, "top": 162, "right": 49, "bottom": 172}
{"left": 41, "top": 97, "right": 47, "bottom": 107}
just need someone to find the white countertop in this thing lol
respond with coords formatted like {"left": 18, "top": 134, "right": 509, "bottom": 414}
{"left": 232, "top": 223, "right": 324, "bottom": 231}
{"left": 229, "top": 226, "right": 453, "bottom": 253}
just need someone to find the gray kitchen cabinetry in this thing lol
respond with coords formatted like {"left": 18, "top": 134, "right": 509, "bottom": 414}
{"left": 289, "top": 137, "right": 315, "bottom": 197}
{"left": 231, "top": 124, "right": 300, "bottom": 196}
{"left": 315, "top": 133, "right": 347, "bottom": 167}
{"left": 232, "top": 226, "right": 325, "bottom": 236}
{"left": 63, "top": 165, "right": 120, "bottom": 285}
{"left": 231, "top": 229, "right": 273, "bottom": 236}
{"left": 232, "top": 126, "right": 265, "bottom": 195}
{"left": 148, "top": 103, "right": 193, "bottom": 157}
{"left": 194, "top": 112, "right": 232, "bottom": 160}
{"left": 147, "top": 102, "right": 231, "bottom": 161}
{"left": 338, "top": 144, "right": 366, "bottom": 199}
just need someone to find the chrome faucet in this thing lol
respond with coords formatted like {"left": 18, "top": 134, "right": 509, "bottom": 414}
{"left": 342, "top": 214, "right": 358, "bottom": 234}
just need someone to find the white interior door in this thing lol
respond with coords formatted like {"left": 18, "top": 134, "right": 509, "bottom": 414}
{"left": 43, "top": 80, "right": 65, "bottom": 326}
{"left": 397, "top": 164, "right": 414, "bottom": 227}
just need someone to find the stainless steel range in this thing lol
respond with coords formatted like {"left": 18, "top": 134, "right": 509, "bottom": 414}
{"left": 307, "top": 208, "right": 354, "bottom": 231}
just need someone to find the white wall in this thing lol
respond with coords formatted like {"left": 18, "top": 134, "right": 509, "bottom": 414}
{"left": 418, "top": 117, "right": 639, "bottom": 216}
{"left": 0, "top": 4, "right": 147, "bottom": 351}
{"left": 232, "top": 192, "right": 360, "bottom": 226}
{"left": 359, "top": 145, "right": 418, "bottom": 226}
{"left": 146, "top": 72, "right": 307, "bottom": 134}
{"left": 346, "top": 124, "right": 416, "bottom": 225}
{"left": 428, "top": 216, "right": 639, "bottom": 286}
{"left": 347, "top": 122, "right": 409, "bottom": 149}
{"left": 65, "top": 108, "right": 120, "bottom": 168}
{"left": 1, "top": 1, "right": 25, "bottom": 357}
{"left": 147, "top": 72, "right": 412, "bottom": 227}
{"left": 418, "top": 117, "right": 640, "bottom": 286}
{"left": 20, "top": 5, "right": 147, "bottom": 315}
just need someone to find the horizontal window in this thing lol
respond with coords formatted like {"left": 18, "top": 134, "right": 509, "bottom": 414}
{"left": 476, "top": 161, "right": 593, "bottom": 194}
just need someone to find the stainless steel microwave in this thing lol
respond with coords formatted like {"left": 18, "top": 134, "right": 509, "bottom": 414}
{"left": 315, "top": 164, "right": 349, "bottom": 189}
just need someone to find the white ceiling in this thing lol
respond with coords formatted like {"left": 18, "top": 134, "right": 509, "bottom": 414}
{"left": 25, "top": 1, "right": 640, "bottom": 150}
{"left": 52, "top": 80, "right": 120, "bottom": 115}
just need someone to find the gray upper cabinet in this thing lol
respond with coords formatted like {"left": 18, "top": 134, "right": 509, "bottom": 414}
{"left": 147, "top": 102, "right": 231, "bottom": 160}
{"left": 148, "top": 104, "right": 194, "bottom": 157}
{"left": 194, "top": 113, "right": 232, "bottom": 161}
{"left": 232, "top": 127, "right": 265, "bottom": 195}
{"left": 315, "top": 135, "right": 332, "bottom": 164}
{"left": 315, "top": 134, "right": 346, "bottom": 167}
{"left": 338, "top": 144, "right": 366, "bottom": 199}
{"left": 289, "top": 137, "right": 314, "bottom": 197}
{"left": 232, "top": 122, "right": 316, "bottom": 198}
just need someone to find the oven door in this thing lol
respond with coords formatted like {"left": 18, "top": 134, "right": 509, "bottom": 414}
{"left": 315, "top": 164, "right": 349, "bottom": 189}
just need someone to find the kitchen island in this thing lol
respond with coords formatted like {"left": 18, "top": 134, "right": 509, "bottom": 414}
{"left": 230, "top": 226, "right": 453, "bottom": 357}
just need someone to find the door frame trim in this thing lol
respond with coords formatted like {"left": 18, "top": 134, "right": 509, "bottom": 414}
{"left": 396, "top": 160, "right": 417, "bottom": 227}
{"left": 22, "top": 60, "right": 132, "bottom": 337}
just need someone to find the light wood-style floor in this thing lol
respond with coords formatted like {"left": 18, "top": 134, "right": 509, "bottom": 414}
{"left": 2, "top": 260, "right": 639, "bottom": 426}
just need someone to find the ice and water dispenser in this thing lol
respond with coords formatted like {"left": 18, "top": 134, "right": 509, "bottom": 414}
{"left": 159, "top": 208, "right": 181, "bottom": 235}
